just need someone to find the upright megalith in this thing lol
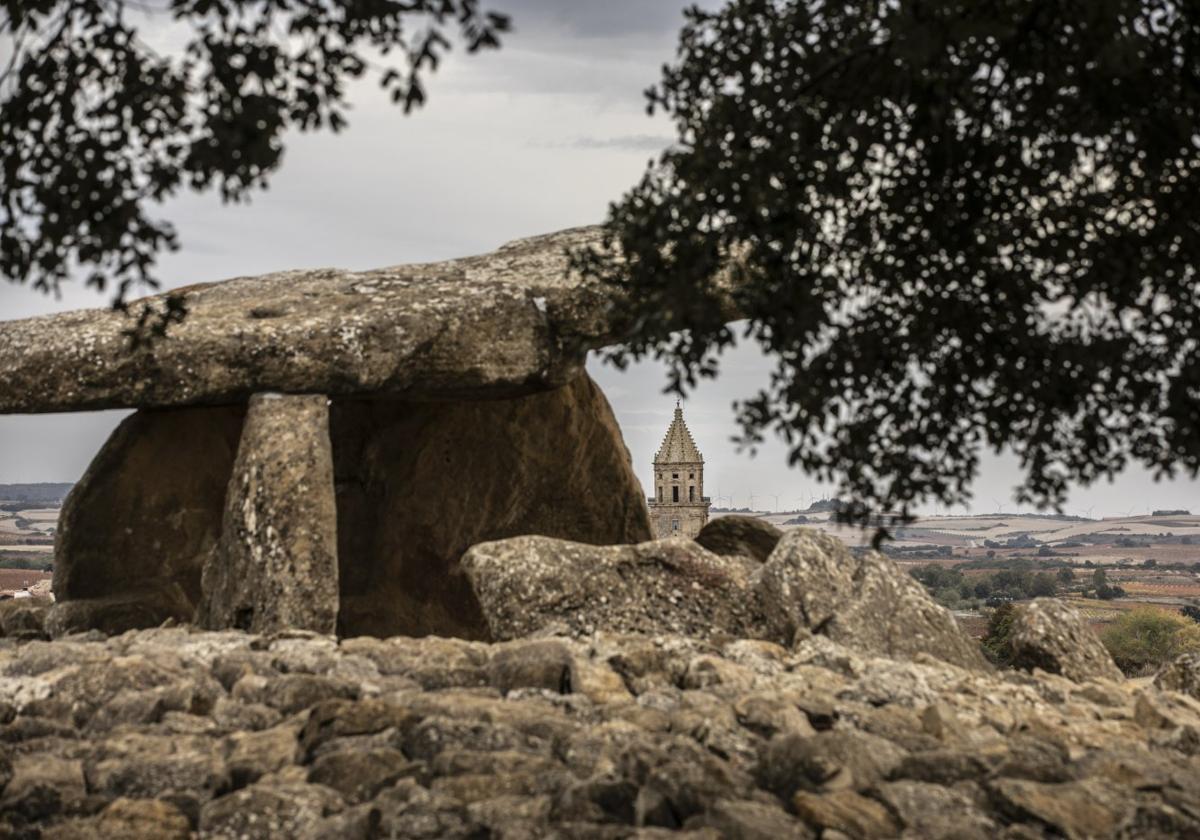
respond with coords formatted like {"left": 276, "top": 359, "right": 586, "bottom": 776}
{"left": 49, "top": 405, "right": 246, "bottom": 634}
{"left": 199, "top": 394, "right": 339, "bottom": 635}
{"left": 333, "top": 372, "right": 652, "bottom": 639}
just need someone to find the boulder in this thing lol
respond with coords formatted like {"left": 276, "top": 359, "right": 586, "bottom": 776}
{"left": 1007, "top": 598, "right": 1124, "bottom": 683}
{"left": 462, "top": 535, "right": 762, "bottom": 642}
{"left": 0, "top": 227, "right": 635, "bottom": 414}
{"left": 199, "top": 394, "right": 339, "bottom": 634}
{"left": 1155, "top": 652, "right": 1200, "bottom": 699}
{"left": 52, "top": 405, "right": 245, "bottom": 622}
{"left": 45, "top": 590, "right": 193, "bottom": 637}
{"left": 757, "top": 528, "right": 989, "bottom": 671}
{"left": 694, "top": 515, "right": 782, "bottom": 563}
{"left": 332, "top": 372, "right": 652, "bottom": 639}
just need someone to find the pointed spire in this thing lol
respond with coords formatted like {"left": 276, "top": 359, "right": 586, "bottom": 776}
{"left": 655, "top": 402, "right": 703, "bottom": 464}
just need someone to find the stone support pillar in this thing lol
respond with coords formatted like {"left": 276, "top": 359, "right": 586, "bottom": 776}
{"left": 198, "top": 393, "right": 339, "bottom": 634}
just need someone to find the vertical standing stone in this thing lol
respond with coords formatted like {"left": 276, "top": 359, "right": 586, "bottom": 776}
{"left": 199, "top": 393, "right": 338, "bottom": 634}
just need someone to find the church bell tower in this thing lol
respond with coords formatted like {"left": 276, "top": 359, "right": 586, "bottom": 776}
{"left": 648, "top": 402, "right": 710, "bottom": 539}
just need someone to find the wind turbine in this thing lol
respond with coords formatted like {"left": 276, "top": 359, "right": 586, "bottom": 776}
{"left": 749, "top": 492, "right": 757, "bottom": 512}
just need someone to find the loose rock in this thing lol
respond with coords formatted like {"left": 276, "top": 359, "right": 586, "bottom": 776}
{"left": 694, "top": 515, "right": 782, "bottom": 563}
{"left": 1007, "top": 598, "right": 1125, "bottom": 683}
{"left": 757, "top": 528, "right": 989, "bottom": 670}
{"left": 462, "top": 536, "right": 763, "bottom": 641}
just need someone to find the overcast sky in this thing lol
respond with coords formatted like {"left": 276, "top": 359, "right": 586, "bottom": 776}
{"left": 1, "top": 1, "right": 1197, "bottom": 517}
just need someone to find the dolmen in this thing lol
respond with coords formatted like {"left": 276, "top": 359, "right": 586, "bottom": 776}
{"left": 0, "top": 227, "right": 655, "bottom": 639}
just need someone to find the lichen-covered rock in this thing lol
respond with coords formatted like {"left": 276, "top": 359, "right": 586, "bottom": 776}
{"left": 1008, "top": 598, "right": 1124, "bottom": 683}
{"left": 1, "top": 625, "right": 1199, "bottom": 838}
{"left": 1155, "top": 652, "right": 1200, "bottom": 699}
{"left": 332, "top": 371, "right": 652, "bottom": 639}
{"left": 461, "top": 535, "right": 763, "bottom": 641}
{"left": 694, "top": 515, "right": 782, "bottom": 563}
{"left": 757, "top": 528, "right": 989, "bottom": 671}
{"left": 199, "top": 393, "right": 339, "bottom": 634}
{"left": 0, "top": 227, "right": 638, "bottom": 414}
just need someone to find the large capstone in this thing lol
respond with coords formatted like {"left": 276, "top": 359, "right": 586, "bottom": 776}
{"left": 0, "top": 228, "right": 635, "bottom": 414}
{"left": 198, "top": 394, "right": 339, "bottom": 635}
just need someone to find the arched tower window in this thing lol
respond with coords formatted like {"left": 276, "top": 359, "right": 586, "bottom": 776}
{"left": 689, "top": 486, "right": 695, "bottom": 502}
{"left": 672, "top": 486, "right": 679, "bottom": 503}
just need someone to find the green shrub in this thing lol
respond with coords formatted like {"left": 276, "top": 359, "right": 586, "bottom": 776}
{"left": 981, "top": 603, "right": 1017, "bottom": 666}
{"left": 1101, "top": 608, "right": 1200, "bottom": 676}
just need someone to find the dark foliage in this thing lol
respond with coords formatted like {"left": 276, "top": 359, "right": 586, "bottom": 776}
{"left": 0, "top": 0, "right": 509, "bottom": 326}
{"left": 981, "top": 602, "right": 1017, "bottom": 666}
{"left": 578, "top": 0, "right": 1200, "bottom": 529}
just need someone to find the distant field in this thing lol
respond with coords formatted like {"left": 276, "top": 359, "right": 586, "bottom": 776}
{"left": 0, "top": 568, "right": 51, "bottom": 591}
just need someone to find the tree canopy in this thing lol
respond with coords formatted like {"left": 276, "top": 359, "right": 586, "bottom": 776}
{"left": 0, "top": 0, "right": 508, "bottom": 321}
{"left": 580, "top": 0, "right": 1200, "bottom": 528}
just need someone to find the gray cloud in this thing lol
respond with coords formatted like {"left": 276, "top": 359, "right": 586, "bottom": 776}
{"left": 534, "top": 134, "right": 674, "bottom": 152}
{"left": 499, "top": 0, "right": 701, "bottom": 41}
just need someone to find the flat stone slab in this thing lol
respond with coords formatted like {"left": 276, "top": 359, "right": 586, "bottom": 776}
{"left": 0, "top": 227, "right": 618, "bottom": 413}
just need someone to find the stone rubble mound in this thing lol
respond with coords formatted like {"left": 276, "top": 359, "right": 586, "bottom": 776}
{"left": 1, "top": 626, "right": 1199, "bottom": 839}
{"left": 464, "top": 528, "right": 989, "bottom": 672}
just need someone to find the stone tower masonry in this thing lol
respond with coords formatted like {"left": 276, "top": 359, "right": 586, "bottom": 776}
{"left": 648, "top": 402, "right": 711, "bottom": 539}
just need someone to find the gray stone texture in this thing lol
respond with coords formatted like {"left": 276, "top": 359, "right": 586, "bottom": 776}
{"left": 464, "top": 526, "right": 988, "bottom": 672}
{"left": 757, "top": 529, "right": 990, "bottom": 671}
{"left": 2, "top": 626, "right": 1198, "bottom": 839}
{"left": 1155, "top": 652, "right": 1200, "bottom": 699}
{"left": 462, "top": 535, "right": 762, "bottom": 642}
{"left": 199, "top": 394, "right": 339, "bottom": 635}
{"left": 1008, "top": 598, "right": 1125, "bottom": 682}
{"left": 0, "top": 227, "right": 627, "bottom": 414}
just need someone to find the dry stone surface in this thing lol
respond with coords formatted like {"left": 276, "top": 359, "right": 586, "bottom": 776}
{"left": 199, "top": 394, "right": 339, "bottom": 635}
{"left": 1155, "top": 652, "right": 1200, "bottom": 700}
{"left": 462, "top": 536, "right": 762, "bottom": 642}
{"left": 465, "top": 528, "right": 991, "bottom": 672}
{"left": 759, "top": 529, "right": 990, "bottom": 670}
{"left": 1008, "top": 598, "right": 1125, "bottom": 683}
{"left": 1, "top": 626, "right": 1199, "bottom": 839}
{"left": 0, "top": 227, "right": 637, "bottom": 414}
